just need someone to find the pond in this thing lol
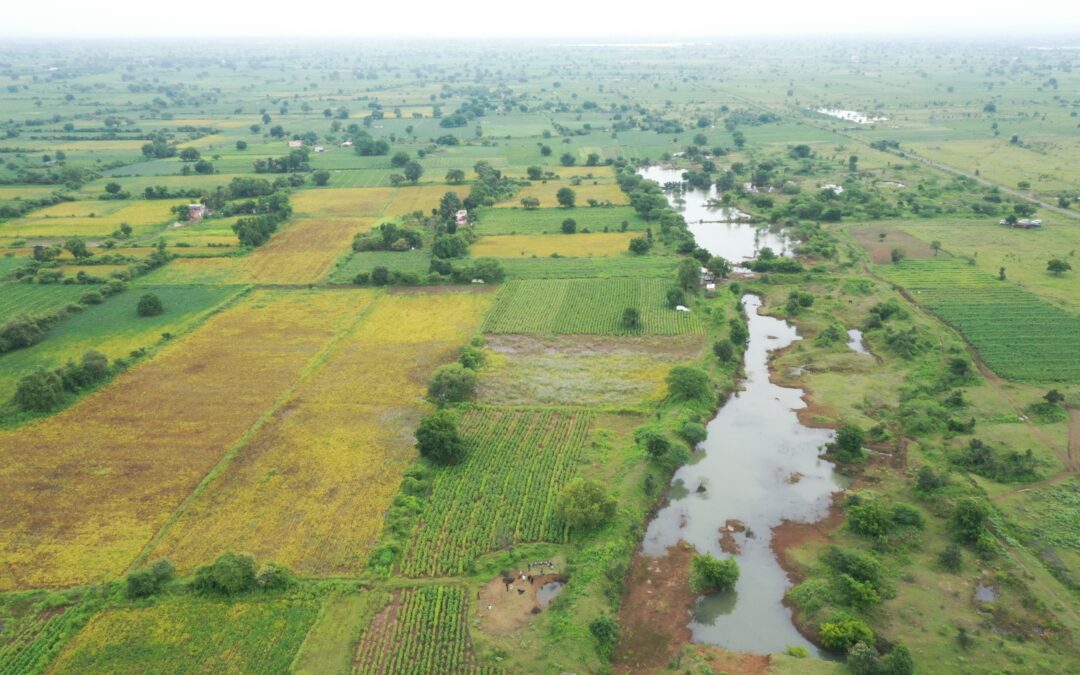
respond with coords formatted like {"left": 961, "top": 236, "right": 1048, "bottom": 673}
{"left": 641, "top": 294, "right": 843, "bottom": 656}
{"left": 537, "top": 580, "right": 565, "bottom": 609}
{"left": 847, "top": 328, "right": 870, "bottom": 355}
{"left": 637, "top": 166, "right": 790, "bottom": 262}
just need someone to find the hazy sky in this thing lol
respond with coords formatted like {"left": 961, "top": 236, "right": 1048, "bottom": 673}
{"left": 4, "top": 0, "right": 1079, "bottom": 38}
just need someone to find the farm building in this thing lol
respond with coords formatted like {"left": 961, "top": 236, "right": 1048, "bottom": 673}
{"left": 455, "top": 209, "right": 468, "bottom": 226}
{"left": 187, "top": 203, "right": 207, "bottom": 221}
{"left": 999, "top": 218, "right": 1042, "bottom": 229}
{"left": 288, "top": 140, "right": 303, "bottom": 148}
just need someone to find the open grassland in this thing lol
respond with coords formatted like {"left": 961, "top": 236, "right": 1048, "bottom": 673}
{"left": 329, "top": 249, "right": 431, "bottom": 283}
{"left": 402, "top": 409, "right": 593, "bottom": 577}
{"left": 482, "top": 278, "right": 705, "bottom": 336}
{"left": 291, "top": 187, "right": 394, "bottom": 218}
{"left": 151, "top": 289, "right": 491, "bottom": 577}
{"left": 0, "top": 283, "right": 88, "bottom": 323}
{"left": 0, "top": 284, "right": 242, "bottom": 402}
{"left": 475, "top": 206, "right": 648, "bottom": 235}
{"left": 3, "top": 200, "right": 185, "bottom": 238}
{"left": 354, "top": 586, "right": 496, "bottom": 675}
{"left": 470, "top": 232, "right": 636, "bottom": 258}
{"left": 46, "top": 595, "right": 318, "bottom": 674}
{"left": 880, "top": 259, "right": 1080, "bottom": 382}
{"left": 478, "top": 335, "right": 703, "bottom": 408}
{"left": 0, "top": 289, "right": 366, "bottom": 590}
{"left": 494, "top": 181, "right": 627, "bottom": 208}
{"left": 908, "top": 138, "right": 1080, "bottom": 196}
{"left": 497, "top": 254, "right": 678, "bottom": 279}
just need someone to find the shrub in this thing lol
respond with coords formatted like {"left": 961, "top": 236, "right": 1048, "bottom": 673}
{"left": 458, "top": 345, "right": 486, "bottom": 370}
{"left": 256, "top": 562, "right": 295, "bottom": 590}
{"left": 628, "top": 236, "right": 651, "bottom": 254}
{"left": 136, "top": 293, "right": 164, "bottom": 317}
{"left": 666, "top": 287, "right": 687, "bottom": 309}
{"left": 588, "top": 615, "right": 619, "bottom": 658}
{"left": 680, "top": 421, "right": 708, "bottom": 445}
{"left": 951, "top": 497, "right": 990, "bottom": 544}
{"left": 557, "top": 479, "right": 616, "bottom": 531}
{"left": 690, "top": 553, "right": 740, "bottom": 593}
{"left": 621, "top": 307, "right": 641, "bottom": 330}
{"left": 890, "top": 503, "right": 924, "bottom": 529}
{"left": 79, "top": 291, "right": 105, "bottom": 305}
{"left": 819, "top": 617, "right": 874, "bottom": 652}
{"left": 938, "top": 544, "right": 963, "bottom": 572}
{"left": 915, "top": 466, "right": 946, "bottom": 492}
{"left": 427, "top": 363, "right": 477, "bottom": 406}
{"left": 829, "top": 423, "right": 866, "bottom": 462}
{"left": 14, "top": 369, "right": 65, "bottom": 412}
{"left": 415, "top": 410, "right": 465, "bottom": 465}
{"left": 192, "top": 552, "right": 257, "bottom": 596}
{"left": 561, "top": 218, "right": 577, "bottom": 234}
{"left": 666, "top": 365, "right": 710, "bottom": 401}
{"left": 848, "top": 501, "right": 892, "bottom": 538}
{"left": 713, "top": 340, "right": 734, "bottom": 362}
{"left": 635, "top": 426, "right": 672, "bottom": 460}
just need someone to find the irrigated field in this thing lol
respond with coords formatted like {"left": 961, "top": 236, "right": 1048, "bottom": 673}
{"left": 0, "top": 283, "right": 88, "bottom": 323}
{"left": 241, "top": 217, "right": 366, "bottom": 284}
{"left": 403, "top": 409, "right": 592, "bottom": 576}
{"left": 354, "top": 586, "right": 496, "bottom": 675}
{"left": 494, "top": 181, "right": 627, "bottom": 208}
{"left": 46, "top": 595, "right": 318, "bottom": 674}
{"left": 475, "top": 206, "right": 648, "bottom": 235}
{"left": 151, "top": 289, "right": 492, "bottom": 577}
{"left": 482, "top": 278, "right": 705, "bottom": 335}
{"left": 291, "top": 187, "right": 394, "bottom": 218}
{"left": 881, "top": 259, "right": 1080, "bottom": 381}
{"left": 498, "top": 255, "right": 678, "bottom": 279}
{"left": 470, "top": 232, "right": 636, "bottom": 258}
{"left": 0, "top": 289, "right": 367, "bottom": 590}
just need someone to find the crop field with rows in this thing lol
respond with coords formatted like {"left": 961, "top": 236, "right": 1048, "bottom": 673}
{"left": 0, "top": 283, "right": 88, "bottom": 323}
{"left": 881, "top": 259, "right": 1080, "bottom": 381}
{"left": 470, "top": 232, "right": 637, "bottom": 258}
{"left": 402, "top": 409, "right": 593, "bottom": 576}
{"left": 482, "top": 278, "right": 705, "bottom": 335}
{"left": 496, "top": 254, "right": 678, "bottom": 279}
{"left": 354, "top": 586, "right": 498, "bottom": 675}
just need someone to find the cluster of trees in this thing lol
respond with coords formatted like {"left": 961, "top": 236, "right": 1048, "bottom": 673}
{"left": 352, "top": 130, "right": 390, "bottom": 156}
{"left": 950, "top": 438, "right": 1039, "bottom": 483}
{"left": 13, "top": 350, "right": 111, "bottom": 413}
{"left": 252, "top": 148, "right": 310, "bottom": 174}
{"left": 352, "top": 222, "right": 422, "bottom": 252}
{"left": 689, "top": 553, "right": 739, "bottom": 593}
{"left": 232, "top": 192, "right": 292, "bottom": 247}
{"left": 463, "top": 161, "right": 518, "bottom": 208}
{"left": 191, "top": 552, "right": 294, "bottom": 596}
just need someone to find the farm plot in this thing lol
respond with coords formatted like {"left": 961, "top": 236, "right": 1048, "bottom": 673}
{"left": 402, "top": 409, "right": 593, "bottom": 577}
{"left": 494, "top": 181, "right": 628, "bottom": 208}
{"left": 482, "top": 278, "right": 705, "bottom": 336}
{"left": 384, "top": 185, "right": 459, "bottom": 216}
{"left": 3, "top": 200, "right": 185, "bottom": 238}
{"left": 354, "top": 586, "right": 496, "bottom": 675}
{"left": 498, "top": 255, "right": 677, "bottom": 280}
{"left": 291, "top": 187, "right": 394, "bottom": 218}
{"left": 478, "top": 334, "right": 703, "bottom": 408}
{"left": 475, "top": 206, "right": 648, "bottom": 235}
{"left": 46, "top": 595, "right": 318, "bottom": 674}
{"left": 881, "top": 260, "right": 1080, "bottom": 381}
{"left": 134, "top": 256, "right": 247, "bottom": 284}
{"left": 0, "top": 283, "right": 88, "bottom": 323}
{"left": 329, "top": 249, "right": 431, "bottom": 284}
{"left": 0, "top": 289, "right": 368, "bottom": 590}
{"left": 470, "top": 232, "right": 636, "bottom": 258}
{"left": 151, "top": 290, "right": 492, "bottom": 577}
{"left": 241, "top": 217, "right": 366, "bottom": 284}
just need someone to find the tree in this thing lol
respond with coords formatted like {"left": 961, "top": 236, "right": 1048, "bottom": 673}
{"left": 621, "top": 307, "right": 641, "bottom": 330}
{"left": 137, "top": 293, "right": 164, "bottom": 317}
{"left": 559, "top": 152, "right": 576, "bottom": 166}
{"left": 830, "top": 423, "right": 866, "bottom": 462}
{"left": 848, "top": 154, "right": 859, "bottom": 172}
{"left": 390, "top": 151, "right": 410, "bottom": 167}
{"left": 585, "top": 152, "right": 600, "bottom": 166}
{"left": 1047, "top": 258, "right": 1072, "bottom": 276}
{"left": 403, "top": 161, "right": 424, "bottom": 183}
{"left": 557, "top": 479, "right": 616, "bottom": 530}
{"left": 890, "top": 248, "right": 906, "bottom": 263}
{"left": 445, "top": 169, "right": 466, "bottom": 184}
{"left": 819, "top": 618, "right": 874, "bottom": 652}
{"left": 179, "top": 147, "right": 201, "bottom": 162}
{"left": 193, "top": 159, "right": 214, "bottom": 174}
{"left": 312, "top": 170, "right": 331, "bottom": 186}
{"left": 677, "top": 258, "right": 699, "bottom": 291}
{"left": 526, "top": 166, "right": 543, "bottom": 180}
{"left": 951, "top": 497, "right": 989, "bottom": 544}
{"left": 126, "top": 559, "right": 175, "bottom": 599}
{"left": 370, "top": 266, "right": 390, "bottom": 286}
{"left": 706, "top": 255, "right": 732, "bottom": 278}
{"left": 589, "top": 616, "right": 619, "bottom": 658}
{"left": 235, "top": 140, "right": 248, "bottom": 150}
{"left": 561, "top": 218, "right": 577, "bottom": 234}
{"left": 1043, "top": 389, "right": 1065, "bottom": 406}
{"left": 415, "top": 410, "right": 466, "bottom": 464}
{"left": 193, "top": 552, "right": 256, "bottom": 596}
{"left": 427, "top": 363, "right": 477, "bottom": 406}
{"left": 713, "top": 340, "right": 734, "bottom": 362}
{"left": 689, "top": 553, "right": 739, "bottom": 593}
{"left": 556, "top": 187, "right": 576, "bottom": 208}
{"left": 64, "top": 238, "right": 92, "bottom": 259}
{"left": 628, "top": 236, "right": 651, "bottom": 254}
{"left": 666, "top": 288, "right": 687, "bottom": 309}
{"left": 521, "top": 196, "right": 540, "bottom": 210}
{"left": 666, "top": 366, "right": 710, "bottom": 401}
{"left": 14, "top": 369, "right": 65, "bottom": 412}
{"left": 105, "top": 182, "right": 122, "bottom": 195}
{"left": 931, "top": 240, "right": 941, "bottom": 256}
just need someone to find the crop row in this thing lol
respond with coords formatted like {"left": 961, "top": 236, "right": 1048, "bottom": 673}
{"left": 0, "top": 282, "right": 87, "bottom": 324}
{"left": 0, "top": 607, "right": 82, "bottom": 675}
{"left": 482, "top": 278, "right": 704, "bottom": 335}
{"left": 402, "top": 409, "right": 593, "bottom": 577}
{"left": 498, "top": 254, "right": 678, "bottom": 280}
{"left": 354, "top": 586, "right": 497, "bottom": 675}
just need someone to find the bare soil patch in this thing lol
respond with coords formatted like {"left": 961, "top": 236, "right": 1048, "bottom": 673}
{"left": 850, "top": 226, "right": 937, "bottom": 263}
{"left": 475, "top": 571, "right": 567, "bottom": 635}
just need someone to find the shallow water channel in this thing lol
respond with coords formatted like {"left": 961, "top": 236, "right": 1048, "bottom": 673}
{"left": 637, "top": 165, "right": 789, "bottom": 261}
{"left": 641, "top": 295, "right": 842, "bottom": 655}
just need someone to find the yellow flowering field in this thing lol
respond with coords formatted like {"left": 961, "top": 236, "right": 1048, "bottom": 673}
{"left": 138, "top": 256, "right": 249, "bottom": 284}
{"left": 151, "top": 288, "right": 493, "bottom": 577}
{"left": 3, "top": 200, "right": 186, "bottom": 238}
{"left": 241, "top": 217, "right": 369, "bottom": 284}
{"left": 494, "top": 181, "right": 627, "bottom": 208}
{"left": 384, "top": 185, "right": 459, "bottom": 216}
{"left": 0, "top": 289, "right": 370, "bottom": 590}
{"left": 470, "top": 232, "right": 637, "bottom": 258}
{"left": 291, "top": 187, "right": 394, "bottom": 218}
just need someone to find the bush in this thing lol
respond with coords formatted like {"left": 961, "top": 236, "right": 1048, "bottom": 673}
{"left": 713, "top": 340, "right": 734, "bottom": 362}
{"left": 561, "top": 218, "right": 577, "bottom": 234}
{"left": 666, "top": 287, "right": 687, "bottom": 309}
{"left": 557, "top": 479, "right": 616, "bottom": 531}
{"left": 829, "top": 423, "right": 866, "bottom": 462}
{"left": 635, "top": 426, "right": 672, "bottom": 460}
{"left": 819, "top": 617, "right": 874, "bottom": 652}
{"left": 192, "top": 552, "right": 257, "bottom": 596}
{"left": 458, "top": 345, "right": 486, "bottom": 369}
{"left": 588, "top": 616, "right": 619, "bottom": 658}
{"left": 690, "top": 553, "right": 739, "bottom": 593}
{"left": 848, "top": 501, "right": 893, "bottom": 538}
{"left": 14, "top": 369, "right": 65, "bottom": 412}
{"left": 628, "top": 236, "right": 651, "bottom": 254}
{"left": 415, "top": 410, "right": 465, "bottom": 465}
{"left": 136, "top": 293, "right": 164, "bottom": 317}
{"left": 938, "top": 544, "right": 963, "bottom": 572}
{"left": 951, "top": 497, "right": 990, "bottom": 544}
{"left": 256, "top": 562, "right": 295, "bottom": 590}
{"left": 680, "top": 421, "right": 708, "bottom": 445}
{"left": 79, "top": 291, "right": 104, "bottom": 305}
{"left": 127, "top": 559, "right": 176, "bottom": 598}
{"left": 890, "top": 503, "right": 924, "bottom": 529}
{"left": 427, "top": 363, "right": 477, "bottom": 406}
{"left": 666, "top": 365, "right": 710, "bottom": 401}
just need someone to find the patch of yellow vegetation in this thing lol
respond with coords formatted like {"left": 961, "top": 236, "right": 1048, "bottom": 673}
{"left": 151, "top": 289, "right": 493, "bottom": 576}
{"left": 495, "top": 181, "right": 628, "bottom": 208}
{"left": 3, "top": 200, "right": 186, "bottom": 238}
{"left": 0, "top": 289, "right": 368, "bottom": 590}
{"left": 384, "top": 185, "right": 458, "bottom": 216}
{"left": 139, "top": 256, "right": 249, "bottom": 284}
{"left": 471, "top": 232, "right": 637, "bottom": 258}
{"left": 291, "top": 187, "right": 394, "bottom": 218}
{"left": 242, "top": 217, "right": 369, "bottom": 284}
